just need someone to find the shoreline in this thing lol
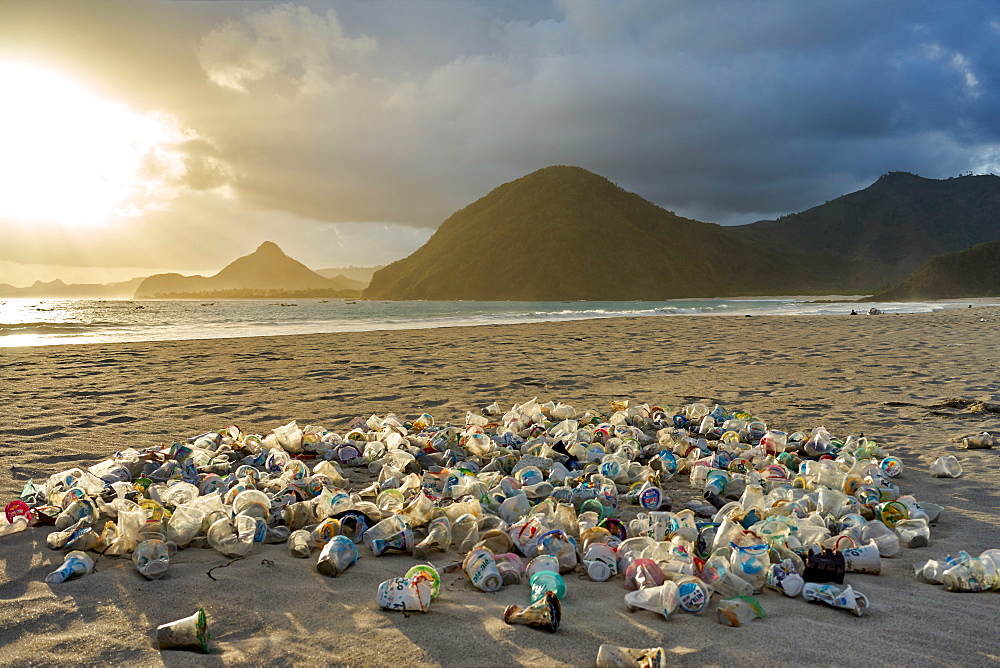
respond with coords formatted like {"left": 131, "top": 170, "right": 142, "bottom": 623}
{"left": 2, "top": 298, "right": 997, "bottom": 350}
{"left": 2, "top": 307, "right": 999, "bottom": 665}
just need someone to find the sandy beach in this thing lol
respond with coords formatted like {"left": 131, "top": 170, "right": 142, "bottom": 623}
{"left": 2, "top": 307, "right": 999, "bottom": 667}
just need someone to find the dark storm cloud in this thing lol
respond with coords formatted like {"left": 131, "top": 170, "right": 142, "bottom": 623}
{"left": 4, "top": 0, "right": 1000, "bottom": 238}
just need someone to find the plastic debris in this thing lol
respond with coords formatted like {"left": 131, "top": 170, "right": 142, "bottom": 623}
{"left": 930, "top": 456, "right": 962, "bottom": 478}
{"left": 802, "top": 582, "right": 869, "bottom": 616}
{"left": 596, "top": 644, "right": 668, "bottom": 668}
{"left": 9, "top": 394, "right": 981, "bottom": 651}
{"left": 155, "top": 609, "right": 211, "bottom": 653}
{"left": 716, "top": 595, "right": 765, "bottom": 626}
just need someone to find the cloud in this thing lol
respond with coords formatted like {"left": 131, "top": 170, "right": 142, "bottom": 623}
{"left": 196, "top": 3, "right": 376, "bottom": 94}
{"left": 5, "top": 0, "right": 1000, "bottom": 283}
{"left": 181, "top": 1, "right": 1000, "bottom": 229}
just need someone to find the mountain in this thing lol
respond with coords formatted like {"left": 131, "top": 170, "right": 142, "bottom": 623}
{"left": 0, "top": 277, "right": 146, "bottom": 299}
{"left": 134, "top": 242, "right": 360, "bottom": 298}
{"left": 364, "top": 166, "right": 819, "bottom": 300}
{"left": 876, "top": 240, "right": 1000, "bottom": 299}
{"left": 729, "top": 172, "right": 1000, "bottom": 291}
{"left": 316, "top": 266, "right": 383, "bottom": 286}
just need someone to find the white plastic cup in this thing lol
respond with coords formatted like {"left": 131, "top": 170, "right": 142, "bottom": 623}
{"left": 376, "top": 576, "right": 433, "bottom": 612}
{"left": 895, "top": 518, "right": 931, "bottom": 548}
{"left": 842, "top": 540, "right": 882, "bottom": 574}
{"left": 583, "top": 543, "right": 618, "bottom": 582}
{"left": 649, "top": 511, "right": 671, "bottom": 542}
{"left": 463, "top": 547, "right": 503, "bottom": 592}
{"left": 930, "top": 456, "right": 962, "bottom": 478}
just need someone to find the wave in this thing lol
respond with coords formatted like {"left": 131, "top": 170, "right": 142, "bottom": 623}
{"left": 0, "top": 322, "right": 109, "bottom": 336}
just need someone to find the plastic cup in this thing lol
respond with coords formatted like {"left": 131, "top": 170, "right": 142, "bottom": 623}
{"left": 649, "top": 511, "right": 671, "bottom": 542}
{"left": 625, "top": 558, "right": 664, "bottom": 590}
{"left": 582, "top": 543, "right": 618, "bottom": 582}
{"left": 624, "top": 580, "right": 679, "bottom": 620}
{"left": 463, "top": 547, "right": 503, "bottom": 592}
{"left": 930, "top": 456, "right": 962, "bottom": 478}
{"left": 717, "top": 595, "right": 765, "bottom": 627}
{"left": 316, "top": 535, "right": 358, "bottom": 576}
{"left": 155, "top": 609, "right": 210, "bottom": 653}
{"left": 377, "top": 576, "right": 433, "bottom": 612}
{"left": 895, "top": 518, "right": 931, "bottom": 548}
{"left": 529, "top": 570, "right": 566, "bottom": 602}
{"left": 166, "top": 506, "right": 206, "bottom": 547}
{"left": 675, "top": 577, "right": 711, "bottom": 614}
{"left": 841, "top": 540, "right": 882, "bottom": 573}
{"left": 134, "top": 534, "right": 170, "bottom": 579}
{"left": 45, "top": 551, "right": 95, "bottom": 584}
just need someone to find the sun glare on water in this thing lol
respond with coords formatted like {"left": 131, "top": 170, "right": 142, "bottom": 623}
{"left": 0, "top": 61, "right": 191, "bottom": 227}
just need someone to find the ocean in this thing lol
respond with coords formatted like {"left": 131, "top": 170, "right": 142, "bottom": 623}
{"left": 0, "top": 297, "right": 992, "bottom": 347}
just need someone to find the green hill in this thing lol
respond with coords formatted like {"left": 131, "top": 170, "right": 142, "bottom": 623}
{"left": 877, "top": 240, "right": 1000, "bottom": 299}
{"left": 729, "top": 172, "right": 1000, "bottom": 291}
{"left": 363, "top": 166, "right": 818, "bottom": 300}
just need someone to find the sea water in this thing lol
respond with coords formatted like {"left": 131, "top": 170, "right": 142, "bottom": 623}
{"left": 0, "top": 297, "right": 992, "bottom": 348}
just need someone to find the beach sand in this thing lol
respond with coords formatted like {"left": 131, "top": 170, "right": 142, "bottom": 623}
{"left": 1, "top": 307, "right": 999, "bottom": 666}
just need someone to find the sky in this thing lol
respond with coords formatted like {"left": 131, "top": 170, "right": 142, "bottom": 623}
{"left": 1, "top": 1, "right": 999, "bottom": 286}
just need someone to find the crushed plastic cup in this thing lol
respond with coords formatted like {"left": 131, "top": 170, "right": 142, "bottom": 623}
{"left": 895, "top": 518, "right": 931, "bottom": 548}
{"left": 535, "top": 529, "right": 578, "bottom": 573}
{"left": 316, "top": 535, "right": 358, "bottom": 576}
{"left": 363, "top": 516, "right": 413, "bottom": 556}
{"left": 716, "top": 595, "right": 765, "bottom": 627}
{"left": 930, "top": 456, "right": 962, "bottom": 478}
{"left": 941, "top": 555, "right": 1000, "bottom": 592}
{"left": 504, "top": 590, "right": 561, "bottom": 632}
{"left": 625, "top": 558, "right": 664, "bottom": 590}
{"left": 377, "top": 575, "right": 433, "bottom": 612}
{"left": 463, "top": 547, "right": 503, "bottom": 592}
{"left": 802, "top": 582, "right": 869, "bottom": 616}
{"left": 405, "top": 564, "right": 441, "bottom": 599}
{"left": 289, "top": 529, "right": 312, "bottom": 558}
{"left": 0, "top": 514, "right": 30, "bottom": 538}
{"left": 55, "top": 498, "right": 97, "bottom": 531}
{"left": 166, "top": 505, "right": 205, "bottom": 547}
{"left": 701, "top": 555, "right": 753, "bottom": 598}
{"left": 648, "top": 511, "right": 671, "bottom": 542}
{"left": 413, "top": 516, "right": 451, "bottom": 559}
{"left": 45, "top": 550, "right": 94, "bottom": 584}
{"left": 765, "top": 559, "right": 804, "bottom": 597}
{"left": 595, "top": 644, "right": 667, "bottom": 668}
{"left": 155, "top": 608, "right": 210, "bottom": 653}
{"left": 962, "top": 433, "right": 994, "bottom": 449}
{"left": 206, "top": 515, "right": 256, "bottom": 557}
{"left": 623, "top": 580, "right": 680, "bottom": 621}
{"left": 451, "top": 513, "right": 480, "bottom": 553}
{"left": 915, "top": 559, "right": 946, "bottom": 584}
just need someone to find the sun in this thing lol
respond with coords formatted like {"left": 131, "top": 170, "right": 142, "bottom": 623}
{"left": 0, "top": 61, "right": 191, "bottom": 227}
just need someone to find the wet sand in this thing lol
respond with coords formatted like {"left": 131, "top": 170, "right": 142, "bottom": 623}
{"left": 1, "top": 307, "right": 999, "bottom": 666}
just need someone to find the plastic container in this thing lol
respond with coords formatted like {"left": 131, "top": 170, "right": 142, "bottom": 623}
{"left": 529, "top": 570, "right": 566, "bottom": 603}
